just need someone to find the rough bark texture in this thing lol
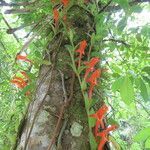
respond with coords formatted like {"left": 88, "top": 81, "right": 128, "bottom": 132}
{"left": 17, "top": 65, "right": 89, "bottom": 150}
{"left": 16, "top": 5, "right": 94, "bottom": 150}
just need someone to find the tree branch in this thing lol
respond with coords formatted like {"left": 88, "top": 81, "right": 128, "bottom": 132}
{"left": 0, "top": 0, "right": 36, "bottom": 7}
{"left": 6, "top": 23, "right": 35, "bottom": 34}
{"left": 106, "top": 0, "right": 150, "bottom": 12}
{"left": 103, "top": 38, "right": 130, "bottom": 47}
{"left": 2, "top": 15, "right": 19, "bottom": 43}
{"left": 4, "top": 8, "right": 32, "bottom": 14}
{"left": 99, "top": 0, "right": 113, "bottom": 13}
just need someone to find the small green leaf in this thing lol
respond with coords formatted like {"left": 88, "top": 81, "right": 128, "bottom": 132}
{"left": 77, "top": 66, "right": 86, "bottom": 75}
{"left": 81, "top": 80, "right": 87, "bottom": 91}
{"left": 142, "top": 75, "right": 150, "bottom": 85}
{"left": 89, "top": 98, "right": 99, "bottom": 108}
{"left": 120, "top": 75, "right": 135, "bottom": 105}
{"left": 84, "top": 93, "right": 90, "bottom": 110}
{"left": 108, "top": 118, "right": 119, "bottom": 126}
{"left": 134, "top": 127, "right": 150, "bottom": 142}
{"left": 6, "top": 134, "right": 16, "bottom": 145}
{"left": 65, "top": 44, "right": 74, "bottom": 52}
{"left": 145, "top": 138, "right": 150, "bottom": 148}
{"left": 142, "top": 66, "right": 150, "bottom": 75}
{"left": 131, "top": 5, "right": 143, "bottom": 13}
{"left": 111, "top": 64, "right": 122, "bottom": 74}
{"left": 117, "top": 17, "right": 127, "bottom": 32}
{"left": 139, "top": 78, "right": 149, "bottom": 102}
{"left": 114, "top": 0, "right": 129, "bottom": 10}
{"left": 89, "top": 108, "right": 96, "bottom": 127}
{"left": 112, "top": 77, "right": 124, "bottom": 92}
{"left": 68, "top": 29, "right": 74, "bottom": 44}
{"left": 136, "top": 33, "right": 142, "bottom": 42}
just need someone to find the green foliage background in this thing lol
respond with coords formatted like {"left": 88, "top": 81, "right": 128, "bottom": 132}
{"left": 0, "top": 0, "right": 150, "bottom": 149}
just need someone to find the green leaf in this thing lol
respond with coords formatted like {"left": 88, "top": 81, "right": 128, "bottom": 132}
{"left": 131, "top": 5, "right": 143, "bottom": 13}
{"left": 84, "top": 93, "right": 90, "bottom": 110}
{"left": 6, "top": 134, "right": 16, "bottom": 145}
{"left": 114, "top": 0, "right": 129, "bottom": 11}
{"left": 120, "top": 75, "right": 135, "bottom": 105}
{"left": 89, "top": 131, "right": 97, "bottom": 150}
{"left": 112, "top": 77, "right": 124, "bottom": 92}
{"left": 77, "top": 66, "right": 86, "bottom": 75}
{"left": 142, "top": 66, "right": 150, "bottom": 75}
{"left": 145, "top": 138, "right": 150, "bottom": 148}
{"left": 95, "top": 14, "right": 107, "bottom": 39}
{"left": 89, "top": 98, "right": 99, "bottom": 108}
{"left": 111, "top": 64, "right": 122, "bottom": 74}
{"left": 18, "top": 85, "right": 32, "bottom": 96}
{"left": 139, "top": 78, "right": 149, "bottom": 102}
{"left": 68, "top": 29, "right": 74, "bottom": 44}
{"left": 134, "top": 127, "right": 150, "bottom": 142}
{"left": 108, "top": 118, "right": 119, "bottom": 126}
{"left": 136, "top": 33, "right": 142, "bottom": 42}
{"left": 142, "top": 75, "right": 150, "bottom": 85}
{"left": 117, "top": 17, "right": 127, "bottom": 32}
{"left": 81, "top": 80, "right": 87, "bottom": 91}
{"left": 89, "top": 108, "right": 96, "bottom": 127}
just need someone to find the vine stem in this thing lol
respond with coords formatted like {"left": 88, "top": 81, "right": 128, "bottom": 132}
{"left": 68, "top": 47, "right": 94, "bottom": 148}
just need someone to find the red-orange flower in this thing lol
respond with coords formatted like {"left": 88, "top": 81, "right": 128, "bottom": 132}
{"left": 86, "top": 69, "right": 101, "bottom": 99}
{"left": 61, "top": 0, "right": 69, "bottom": 7}
{"left": 76, "top": 40, "right": 87, "bottom": 68}
{"left": 11, "top": 71, "right": 29, "bottom": 89}
{"left": 16, "top": 54, "right": 31, "bottom": 63}
{"left": 84, "top": 57, "right": 100, "bottom": 79}
{"left": 97, "top": 125, "right": 118, "bottom": 150}
{"left": 89, "top": 104, "right": 108, "bottom": 135}
{"left": 11, "top": 76, "right": 27, "bottom": 89}
{"left": 86, "top": 69, "right": 101, "bottom": 84}
{"left": 53, "top": 8, "right": 59, "bottom": 27}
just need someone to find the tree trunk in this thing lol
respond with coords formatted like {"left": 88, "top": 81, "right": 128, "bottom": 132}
{"left": 15, "top": 5, "right": 95, "bottom": 150}
{"left": 16, "top": 34, "right": 90, "bottom": 150}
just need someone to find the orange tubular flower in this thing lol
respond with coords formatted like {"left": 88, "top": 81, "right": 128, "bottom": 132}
{"left": 76, "top": 40, "right": 87, "bottom": 68}
{"left": 53, "top": 8, "right": 59, "bottom": 27}
{"left": 84, "top": 57, "right": 100, "bottom": 79}
{"left": 89, "top": 104, "right": 108, "bottom": 135}
{"left": 11, "top": 77, "right": 27, "bottom": 89}
{"left": 16, "top": 54, "right": 31, "bottom": 63}
{"left": 86, "top": 69, "right": 101, "bottom": 84}
{"left": 61, "top": 0, "right": 69, "bottom": 7}
{"left": 97, "top": 125, "right": 118, "bottom": 150}
{"left": 11, "top": 71, "right": 31, "bottom": 96}
{"left": 86, "top": 69, "right": 101, "bottom": 99}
